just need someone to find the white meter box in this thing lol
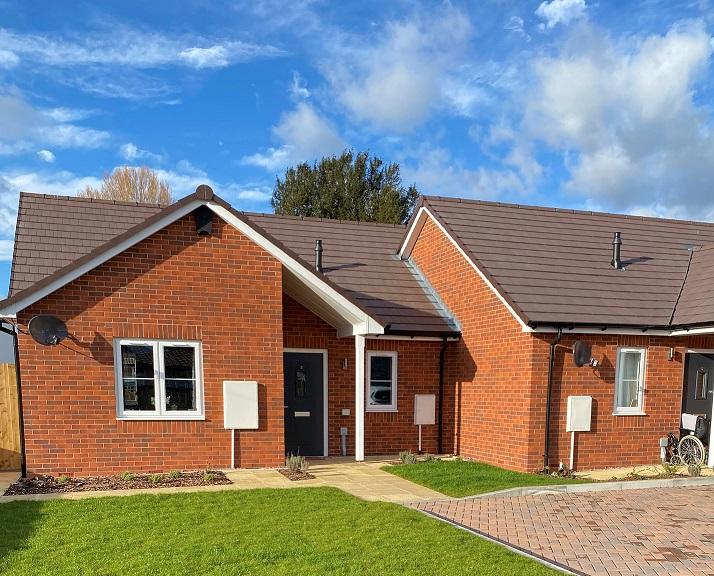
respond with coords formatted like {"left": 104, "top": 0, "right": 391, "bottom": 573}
{"left": 223, "top": 381, "right": 259, "bottom": 429}
{"left": 566, "top": 395, "right": 592, "bottom": 432}
{"left": 414, "top": 394, "right": 436, "bottom": 425}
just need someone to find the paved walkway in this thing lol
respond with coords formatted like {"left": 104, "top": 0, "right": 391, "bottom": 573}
{"left": 0, "top": 458, "right": 441, "bottom": 504}
{"left": 413, "top": 486, "right": 714, "bottom": 576}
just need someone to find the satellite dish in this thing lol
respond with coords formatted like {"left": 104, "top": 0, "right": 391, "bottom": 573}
{"left": 572, "top": 340, "right": 592, "bottom": 367}
{"left": 28, "top": 315, "right": 68, "bottom": 346}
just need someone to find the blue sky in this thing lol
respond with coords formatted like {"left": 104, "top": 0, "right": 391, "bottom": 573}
{"left": 1, "top": 0, "right": 714, "bottom": 297}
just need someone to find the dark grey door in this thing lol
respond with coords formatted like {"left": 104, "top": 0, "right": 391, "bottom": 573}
{"left": 284, "top": 352, "right": 324, "bottom": 457}
{"left": 683, "top": 353, "right": 714, "bottom": 419}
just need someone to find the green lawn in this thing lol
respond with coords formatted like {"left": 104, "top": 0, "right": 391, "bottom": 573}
{"left": 384, "top": 459, "right": 587, "bottom": 497}
{"left": 0, "top": 487, "right": 556, "bottom": 575}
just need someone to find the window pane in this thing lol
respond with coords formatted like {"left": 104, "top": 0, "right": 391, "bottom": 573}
{"left": 121, "top": 345, "right": 154, "bottom": 379}
{"left": 369, "top": 380, "right": 392, "bottom": 406}
{"left": 620, "top": 352, "right": 641, "bottom": 381}
{"left": 695, "top": 370, "right": 708, "bottom": 400}
{"left": 617, "top": 351, "right": 642, "bottom": 409}
{"left": 123, "top": 379, "right": 156, "bottom": 411}
{"left": 617, "top": 380, "right": 639, "bottom": 408}
{"left": 121, "top": 345, "right": 156, "bottom": 411}
{"left": 370, "top": 356, "right": 392, "bottom": 381}
{"left": 164, "top": 346, "right": 197, "bottom": 411}
{"left": 165, "top": 379, "right": 196, "bottom": 411}
{"left": 164, "top": 346, "right": 196, "bottom": 379}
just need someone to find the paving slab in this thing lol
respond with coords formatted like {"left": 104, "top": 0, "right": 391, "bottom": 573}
{"left": 412, "top": 486, "right": 714, "bottom": 576}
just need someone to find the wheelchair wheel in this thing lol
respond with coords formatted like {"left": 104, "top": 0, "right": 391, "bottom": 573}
{"left": 678, "top": 435, "right": 706, "bottom": 467}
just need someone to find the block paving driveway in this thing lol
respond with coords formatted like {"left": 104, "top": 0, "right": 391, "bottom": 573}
{"left": 412, "top": 486, "right": 714, "bottom": 576}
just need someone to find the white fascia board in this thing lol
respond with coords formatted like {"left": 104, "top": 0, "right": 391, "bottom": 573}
{"left": 399, "top": 206, "right": 533, "bottom": 333}
{"left": 0, "top": 199, "right": 204, "bottom": 316}
{"left": 670, "top": 326, "right": 714, "bottom": 336}
{"left": 532, "top": 326, "right": 673, "bottom": 336}
{"left": 366, "top": 335, "right": 460, "bottom": 342}
{"left": 208, "top": 203, "right": 384, "bottom": 336}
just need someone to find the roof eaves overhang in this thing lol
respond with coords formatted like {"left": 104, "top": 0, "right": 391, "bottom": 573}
{"left": 398, "top": 201, "right": 534, "bottom": 333}
{"left": 531, "top": 322, "right": 714, "bottom": 337}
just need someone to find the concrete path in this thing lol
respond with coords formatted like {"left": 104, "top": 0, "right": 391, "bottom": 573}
{"left": 0, "top": 458, "right": 441, "bottom": 504}
{"left": 0, "top": 471, "right": 19, "bottom": 495}
{"left": 413, "top": 486, "right": 714, "bottom": 576}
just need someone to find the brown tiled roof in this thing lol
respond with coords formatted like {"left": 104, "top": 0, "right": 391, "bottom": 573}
{"left": 247, "top": 213, "right": 455, "bottom": 334}
{"left": 419, "top": 196, "right": 714, "bottom": 328}
{"left": 10, "top": 193, "right": 164, "bottom": 294}
{"left": 8, "top": 192, "right": 457, "bottom": 335}
{"left": 671, "top": 245, "right": 714, "bottom": 326}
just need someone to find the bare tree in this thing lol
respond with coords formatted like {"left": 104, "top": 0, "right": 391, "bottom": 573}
{"left": 79, "top": 166, "right": 172, "bottom": 204}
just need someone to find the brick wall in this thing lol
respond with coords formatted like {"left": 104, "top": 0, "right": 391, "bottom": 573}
{"left": 410, "top": 217, "right": 543, "bottom": 471}
{"left": 544, "top": 333, "right": 714, "bottom": 470}
{"left": 18, "top": 214, "right": 285, "bottom": 476}
{"left": 282, "top": 295, "right": 442, "bottom": 456}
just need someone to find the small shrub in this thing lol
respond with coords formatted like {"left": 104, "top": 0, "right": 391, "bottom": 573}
{"left": 203, "top": 471, "right": 216, "bottom": 483}
{"left": 119, "top": 471, "right": 135, "bottom": 482}
{"left": 56, "top": 474, "right": 70, "bottom": 485}
{"left": 168, "top": 470, "right": 182, "bottom": 480}
{"left": 688, "top": 463, "right": 702, "bottom": 477}
{"left": 149, "top": 474, "right": 162, "bottom": 484}
{"left": 422, "top": 453, "right": 437, "bottom": 463}
{"left": 399, "top": 450, "right": 418, "bottom": 465}
{"left": 661, "top": 461, "right": 681, "bottom": 476}
{"left": 285, "top": 454, "right": 309, "bottom": 473}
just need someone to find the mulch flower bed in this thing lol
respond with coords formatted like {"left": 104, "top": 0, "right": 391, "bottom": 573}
{"left": 278, "top": 469, "right": 315, "bottom": 481}
{"left": 4, "top": 470, "right": 232, "bottom": 496}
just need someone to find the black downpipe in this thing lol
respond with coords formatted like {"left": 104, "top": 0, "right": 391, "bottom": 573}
{"left": 543, "top": 327, "right": 562, "bottom": 472}
{"left": 437, "top": 337, "right": 447, "bottom": 454}
{"left": 0, "top": 322, "right": 26, "bottom": 478}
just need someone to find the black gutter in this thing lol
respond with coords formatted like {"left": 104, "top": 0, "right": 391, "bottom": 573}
{"left": 0, "top": 321, "right": 26, "bottom": 478}
{"left": 437, "top": 336, "right": 447, "bottom": 454}
{"left": 543, "top": 327, "right": 562, "bottom": 472}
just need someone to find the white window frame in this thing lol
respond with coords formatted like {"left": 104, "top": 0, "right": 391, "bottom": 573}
{"left": 114, "top": 339, "right": 204, "bottom": 420}
{"left": 365, "top": 351, "right": 398, "bottom": 412}
{"left": 613, "top": 347, "right": 646, "bottom": 415}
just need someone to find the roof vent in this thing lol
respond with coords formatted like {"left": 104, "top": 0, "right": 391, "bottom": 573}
{"left": 611, "top": 231, "right": 622, "bottom": 269}
{"left": 315, "top": 239, "right": 323, "bottom": 272}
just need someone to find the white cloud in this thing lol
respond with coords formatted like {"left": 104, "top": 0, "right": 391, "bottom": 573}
{"left": 0, "top": 48, "right": 18, "bottom": 68}
{"left": 242, "top": 102, "right": 344, "bottom": 171}
{"left": 535, "top": 0, "right": 588, "bottom": 29}
{"left": 0, "top": 27, "right": 283, "bottom": 70}
{"left": 525, "top": 20, "right": 714, "bottom": 216}
{"left": 36, "top": 150, "right": 55, "bottom": 163}
{"left": 405, "top": 147, "right": 528, "bottom": 200}
{"left": 320, "top": 6, "right": 473, "bottom": 132}
{"left": 119, "top": 142, "right": 164, "bottom": 163}
{"left": 290, "top": 71, "right": 310, "bottom": 100}
{"left": 0, "top": 93, "right": 110, "bottom": 153}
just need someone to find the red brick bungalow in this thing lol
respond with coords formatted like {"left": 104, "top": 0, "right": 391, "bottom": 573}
{"left": 1, "top": 186, "right": 712, "bottom": 476}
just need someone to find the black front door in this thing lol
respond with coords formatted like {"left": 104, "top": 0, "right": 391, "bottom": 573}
{"left": 284, "top": 352, "right": 324, "bottom": 457}
{"left": 683, "top": 353, "right": 714, "bottom": 420}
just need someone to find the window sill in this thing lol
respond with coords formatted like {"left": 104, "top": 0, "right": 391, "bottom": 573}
{"left": 612, "top": 411, "right": 646, "bottom": 417}
{"left": 366, "top": 408, "right": 398, "bottom": 413}
{"left": 117, "top": 415, "right": 206, "bottom": 421}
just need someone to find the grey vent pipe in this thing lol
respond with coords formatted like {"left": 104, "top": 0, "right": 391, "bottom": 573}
{"left": 611, "top": 232, "right": 622, "bottom": 269}
{"left": 315, "top": 239, "right": 323, "bottom": 272}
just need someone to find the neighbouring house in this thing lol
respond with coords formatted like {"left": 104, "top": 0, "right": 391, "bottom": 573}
{"left": 1, "top": 185, "right": 713, "bottom": 476}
